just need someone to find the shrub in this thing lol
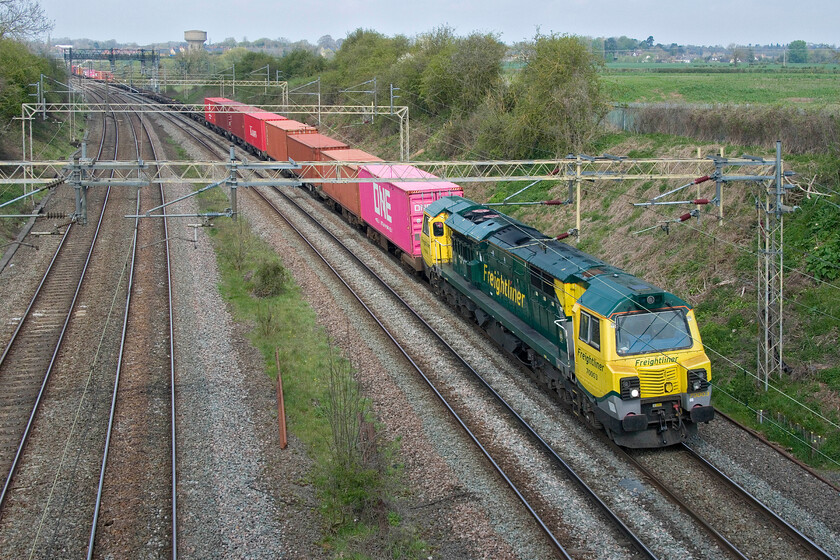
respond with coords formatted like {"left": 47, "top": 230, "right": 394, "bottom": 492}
{"left": 252, "top": 259, "right": 289, "bottom": 297}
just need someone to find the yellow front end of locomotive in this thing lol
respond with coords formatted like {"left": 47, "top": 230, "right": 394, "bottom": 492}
{"left": 421, "top": 213, "right": 454, "bottom": 268}
{"left": 572, "top": 304, "right": 711, "bottom": 401}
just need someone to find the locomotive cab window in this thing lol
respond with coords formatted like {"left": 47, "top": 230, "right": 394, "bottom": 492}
{"left": 615, "top": 309, "right": 692, "bottom": 356}
{"left": 579, "top": 311, "right": 600, "bottom": 351}
{"left": 422, "top": 215, "right": 429, "bottom": 236}
{"left": 433, "top": 222, "right": 444, "bottom": 236}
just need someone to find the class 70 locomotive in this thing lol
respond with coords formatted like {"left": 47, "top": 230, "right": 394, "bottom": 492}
{"left": 420, "top": 196, "right": 714, "bottom": 448}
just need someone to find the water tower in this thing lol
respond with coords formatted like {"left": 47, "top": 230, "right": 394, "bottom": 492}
{"left": 185, "top": 30, "right": 207, "bottom": 52}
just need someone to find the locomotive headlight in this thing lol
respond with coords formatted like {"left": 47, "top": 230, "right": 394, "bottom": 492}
{"left": 688, "top": 369, "right": 709, "bottom": 392}
{"left": 620, "top": 377, "right": 641, "bottom": 400}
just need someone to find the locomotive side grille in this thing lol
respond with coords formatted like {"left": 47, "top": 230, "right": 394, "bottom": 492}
{"left": 638, "top": 366, "right": 679, "bottom": 398}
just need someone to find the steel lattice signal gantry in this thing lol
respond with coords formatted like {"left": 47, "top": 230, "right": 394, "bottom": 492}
{"left": 63, "top": 48, "right": 160, "bottom": 76}
{"left": 1, "top": 152, "right": 784, "bottom": 234}
{"left": 19, "top": 103, "right": 410, "bottom": 162}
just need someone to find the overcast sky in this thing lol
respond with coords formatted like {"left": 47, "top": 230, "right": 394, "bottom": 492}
{"left": 43, "top": 0, "right": 837, "bottom": 47}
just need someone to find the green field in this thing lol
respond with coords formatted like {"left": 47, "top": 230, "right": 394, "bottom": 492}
{"left": 603, "top": 71, "right": 840, "bottom": 105}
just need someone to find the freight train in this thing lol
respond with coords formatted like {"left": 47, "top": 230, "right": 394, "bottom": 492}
{"left": 70, "top": 65, "right": 114, "bottom": 82}
{"left": 108, "top": 86, "right": 714, "bottom": 447}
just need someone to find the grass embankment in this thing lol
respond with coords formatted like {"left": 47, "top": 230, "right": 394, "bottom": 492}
{"left": 197, "top": 187, "right": 428, "bottom": 559}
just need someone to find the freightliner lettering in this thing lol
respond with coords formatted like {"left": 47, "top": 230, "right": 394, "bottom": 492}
{"left": 483, "top": 264, "right": 525, "bottom": 307}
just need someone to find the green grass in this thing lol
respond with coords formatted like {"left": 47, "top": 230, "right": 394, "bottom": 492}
{"left": 603, "top": 71, "right": 840, "bottom": 105}
{"left": 197, "top": 189, "right": 430, "bottom": 558}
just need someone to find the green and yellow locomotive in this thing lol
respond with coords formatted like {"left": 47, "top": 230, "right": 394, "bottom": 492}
{"left": 421, "top": 196, "right": 714, "bottom": 448}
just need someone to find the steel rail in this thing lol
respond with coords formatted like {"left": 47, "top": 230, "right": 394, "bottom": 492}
{"left": 83, "top": 84, "right": 179, "bottom": 559}
{"left": 85, "top": 85, "right": 140, "bottom": 558}
{"left": 258, "top": 181, "right": 664, "bottom": 558}
{"left": 126, "top": 88, "right": 180, "bottom": 559}
{"left": 713, "top": 409, "right": 840, "bottom": 493}
{"left": 614, "top": 442, "right": 749, "bottom": 560}
{"left": 86, "top": 194, "right": 139, "bottom": 559}
{"left": 0, "top": 224, "right": 73, "bottom": 365}
{"left": 250, "top": 187, "right": 574, "bottom": 559}
{"left": 142, "top": 98, "right": 180, "bottom": 560}
{"left": 682, "top": 443, "right": 835, "bottom": 560}
{"left": 0, "top": 90, "right": 115, "bottom": 513}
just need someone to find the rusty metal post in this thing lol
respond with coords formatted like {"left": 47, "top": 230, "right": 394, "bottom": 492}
{"left": 275, "top": 348, "right": 288, "bottom": 449}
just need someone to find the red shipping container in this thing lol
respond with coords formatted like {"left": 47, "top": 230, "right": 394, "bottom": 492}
{"left": 204, "top": 97, "right": 229, "bottom": 126}
{"left": 242, "top": 111, "right": 287, "bottom": 153}
{"left": 287, "top": 134, "right": 347, "bottom": 179}
{"left": 358, "top": 165, "right": 463, "bottom": 268}
{"left": 229, "top": 104, "right": 257, "bottom": 141}
{"left": 265, "top": 119, "right": 317, "bottom": 162}
{"left": 318, "top": 149, "right": 383, "bottom": 219}
{"left": 204, "top": 98, "right": 244, "bottom": 136}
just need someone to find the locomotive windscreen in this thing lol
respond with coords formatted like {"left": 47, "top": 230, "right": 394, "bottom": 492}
{"left": 615, "top": 309, "right": 693, "bottom": 356}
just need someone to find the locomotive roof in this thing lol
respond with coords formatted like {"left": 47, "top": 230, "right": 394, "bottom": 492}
{"left": 426, "top": 196, "right": 690, "bottom": 317}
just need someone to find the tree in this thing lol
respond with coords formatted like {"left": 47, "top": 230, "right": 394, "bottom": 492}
{"left": 329, "top": 29, "right": 410, "bottom": 86}
{"left": 174, "top": 48, "right": 209, "bottom": 75}
{"left": 276, "top": 49, "right": 325, "bottom": 80}
{"left": 512, "top": 34, "right": 609, "bottom": 157}
{"left": 317, "top": 34, "right": 337, "bottom": 51}
{"left": 419, "top": 31, "right": 505, "bottom": 114}
{"left": 730, "top": 45, "right": 754, "bottom": 66}
{"left": 788, "top": 40, "right": 808, "bottom": 63}
{"left": 645, "top": 36, "right": 654, "bottom": 48}
{"left": 0, "top": 0, "right": 52, "bottom": 40}
{"left": 604, "top": 37, "right": 618, "bottom": 59}
{"left": 0, "top": 38, "right": 60, "bottom": 123}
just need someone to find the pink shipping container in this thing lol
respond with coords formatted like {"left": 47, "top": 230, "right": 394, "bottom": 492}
{"left": 265, "top": 119, "right": 317, "bottom": 162}
{"left": 358, "top": 165, "right": 463, "bottom": 269}
{"left": 318, "top": 149, "right": 383, "bottom": 219}
{"left": 287, "top": 134, "right": 347, "bottom": 180}
{"left": 242, "top": 111, "right": 287, "bottom": 153}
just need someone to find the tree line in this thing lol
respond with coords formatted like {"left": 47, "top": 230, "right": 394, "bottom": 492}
{"left": 0, "top": 0, "right": 64, "bottom": 128}
{"left": 175, "top": 27, "right": 608, "bottom": 160}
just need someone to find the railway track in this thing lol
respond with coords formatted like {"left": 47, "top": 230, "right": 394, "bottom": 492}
{"left": 621, "top": 441, "right": 835, "bottom": 560}
{"left": 0, "top": 82, "right": 179, "bottom": 559}
{"left": 137, "top": 111, "right": 640, "bottom": 555}
{"left": 245, "top": 183, "right": 660, "bottom": 559}
{"left": 121, "top": 89, "right": 829, "bottom": 558}
{"left": 713, "top": 408, "right": 840, "bottom": 493}
{"left": 85, "top": 88, "right": 178, "bottom": 559}
{"left": 0, "top": 95, "right": 115, "bottom": 513}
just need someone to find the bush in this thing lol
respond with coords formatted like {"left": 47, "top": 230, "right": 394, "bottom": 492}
{"left": 252, "top": 259, "right": 289, "bottom": 297}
